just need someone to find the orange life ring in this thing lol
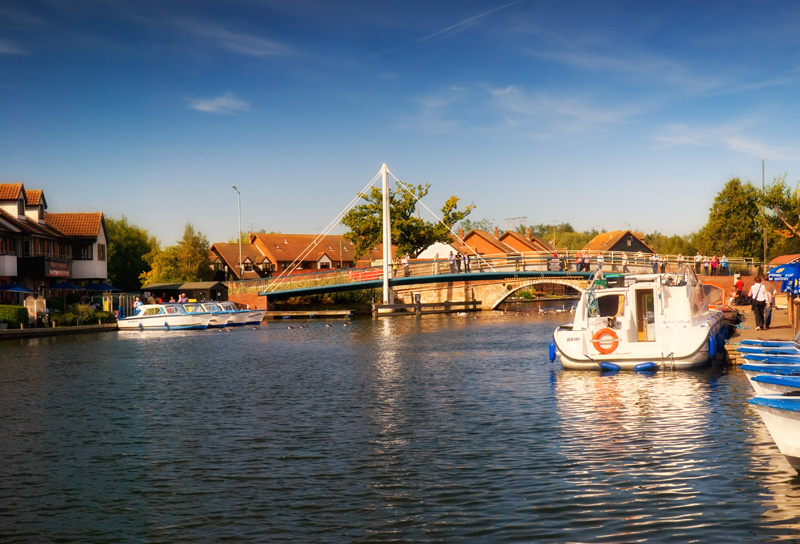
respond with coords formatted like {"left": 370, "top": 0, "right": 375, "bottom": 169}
{"left": 592, "top": 328, "right": 620, "bottom": 354}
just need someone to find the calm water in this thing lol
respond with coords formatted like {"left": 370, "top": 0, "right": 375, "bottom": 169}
{"left": 1, "top": 312, "right": 800, "bottom": 543}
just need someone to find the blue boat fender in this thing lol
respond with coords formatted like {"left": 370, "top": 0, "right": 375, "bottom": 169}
{"left": 709, "top": 335, "right": 716, "bottom": 358}
{"left": 634, "top": 362, "right": 658, "bottom": 372}
{"left": 548, "top": 341, "right": 556, "bottom": 362}
{"left": 599, "top": 361, "right": 620, "bottom": 372}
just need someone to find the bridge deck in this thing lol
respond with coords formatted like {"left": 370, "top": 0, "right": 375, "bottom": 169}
{"left": 259, "top": 270, "right": 593, "bottom": 300}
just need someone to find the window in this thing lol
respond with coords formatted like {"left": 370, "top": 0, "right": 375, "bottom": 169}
{"left": 74, "top": 244, "right": 92, "bottom": 260}
{"left": 98, "top": 244, "right": 106, "bottom": 261}
{"left": 17, "top": 198, "right": 24, "bottom": 216}
{"left": 38, "top": 204, "right": 44, "bottom": 221}
{"left": 244, "top": 262, "right": 253, "bottom": 271}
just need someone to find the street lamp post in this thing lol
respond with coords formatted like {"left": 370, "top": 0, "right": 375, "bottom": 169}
{"left": 232, "top": 185, "right": 242, "bottom": 280}
{"left": 761, "top": 158, "right": 767, "bottom": 267}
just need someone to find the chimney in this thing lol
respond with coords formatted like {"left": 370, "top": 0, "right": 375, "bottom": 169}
{"left": 526, "top": 227, "right": 531, "bottom": 239}
{"left": 493, "top": 226, "right": 499, "bottom": 239}
{"left": 459, "top": 227, "right": 464, "bottom": 238}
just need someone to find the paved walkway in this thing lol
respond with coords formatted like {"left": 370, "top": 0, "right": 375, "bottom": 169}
{"left": 727, "top": 297, "right": 797, "bottom": 363}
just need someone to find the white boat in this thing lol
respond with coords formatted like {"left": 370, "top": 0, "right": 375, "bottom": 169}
{"left": 217, "top": 301, "right": 265, "bottom": 326}
{"left": 551, "top": 268, "right": 726, "bottom": 370}
{"left": 750, "top": 375, "right": 800, "bottom": 395}
{"left": 749, "top": 394, "right": 800, "bottom": 473}
{"left": 194, "top": 302, "right": 231, "bottom": 328}
{"left": 118, "top": 303, "right": 212, "bottom": 330}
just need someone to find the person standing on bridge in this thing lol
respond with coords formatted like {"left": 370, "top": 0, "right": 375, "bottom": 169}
{"left": 402, "top": 254, "right": 410, "bottom": 277}
{"left": 449, "top": 251, "right": 455, "bottom": 273}
{"left": 464, "top": 253, "right": 471, "bottom": 273}
{"left": 455, "top": 252, "right": 462, "bottom": 273}
{"left": 434, "top": 253, "right": 440, "bottom": 275}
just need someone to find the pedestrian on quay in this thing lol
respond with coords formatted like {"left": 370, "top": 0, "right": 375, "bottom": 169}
{"left": 748, "top": 276, "right": 769, "bottom": 330}
{"left": 694, "top": 252, "right": 702, "bottom": 274}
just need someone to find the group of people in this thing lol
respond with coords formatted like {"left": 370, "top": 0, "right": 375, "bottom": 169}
{"left": 132, "top": 292, "right": 189, "bottom": 313}
{"left": 693, "top": 252, "right": 730, "bottom": 276}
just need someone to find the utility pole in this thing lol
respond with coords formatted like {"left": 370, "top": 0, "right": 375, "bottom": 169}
{"left": 380, "top": 164, "right": 393, "bottom": 305}
{"left": 762, "top": 157, "right": 767, "bottom": 266}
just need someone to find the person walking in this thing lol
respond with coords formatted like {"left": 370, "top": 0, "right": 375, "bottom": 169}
{"left": 748, "top": 276, "right": 769, "bottom": 330}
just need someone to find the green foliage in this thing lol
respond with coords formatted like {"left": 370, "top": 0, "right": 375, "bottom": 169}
{"left": 74, "top": 304, "right": 95, "bottom": 324}
{"left": 694, "top": 177, "right": 764, "bottom": 259}
{"left": 341, "top": 182, "right": 474, "bottom": 259}
{"left": 51, "top": 312, "right": 75, "bottom": 326}
{"left": 643, "top": 232, "right": 694, "bottom": 256}
{"left": 106, "top": 216, "right": 157, "bottom": 291}
{"left": 762, "top": 173, "right": 800, "bottom": 259}
{"left": 460, "top": 218, "right": 497, "bottom": 233}
{"left": 0, "top": 305, "right": 28, "bottom": 328}
{"left": 140, "top": 223, "right": 214, "bottom": 285}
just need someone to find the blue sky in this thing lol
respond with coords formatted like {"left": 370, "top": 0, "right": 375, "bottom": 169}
{"left": 2, "top": 0, "right": 799, "bottom": 245}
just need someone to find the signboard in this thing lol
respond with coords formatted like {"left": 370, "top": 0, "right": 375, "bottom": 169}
{"left": 548, "top": 258, "right": 563, "bottom": 271}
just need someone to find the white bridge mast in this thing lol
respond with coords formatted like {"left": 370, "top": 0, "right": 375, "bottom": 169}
{"left": 380, "top": 163, "right": 394, "bottom": 304}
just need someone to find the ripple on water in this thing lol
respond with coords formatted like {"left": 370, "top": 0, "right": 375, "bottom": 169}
{"left": 0, "top": 317, "right": 799, "bottom": 542}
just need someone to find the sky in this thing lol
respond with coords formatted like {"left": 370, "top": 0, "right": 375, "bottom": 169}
{"left": 2, "top": 0, "right": 800, "bottom": 245}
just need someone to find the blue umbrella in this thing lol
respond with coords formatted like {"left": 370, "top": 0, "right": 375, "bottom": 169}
{"left": 0, "top": 282, "right": 34, "bottom": 293}
{"left": 769, "top": 263, "right": 800, "bottom": 295}
{"left": 83, "top": 282, "right": 119, "bottom": 291}
{"left": 50, "top": 281, "right": 83, "bottom": 290}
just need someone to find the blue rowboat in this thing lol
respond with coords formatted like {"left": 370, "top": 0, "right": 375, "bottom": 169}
{"left": 742, "top": 353, "right": 800, "bottom": 364}
{"left": 749, "top": 394, "right": 800, "bottom": 473}
{"left": 750, "top": 375, "right": 800, "bottom": 395}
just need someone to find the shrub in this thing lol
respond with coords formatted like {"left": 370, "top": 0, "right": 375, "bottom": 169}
{"left": 0, "top": 305, "right": 28, "bottom": 328}
{"left": 52, "top": 312, "right": 76, "bottom": 326}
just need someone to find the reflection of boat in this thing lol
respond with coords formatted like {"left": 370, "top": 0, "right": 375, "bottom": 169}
{"left": 118, "top": 303, "right": 212, "bottom": 330}
{"left": 551, "top": 268, "right": 726, "bottom": 370}
{"left": 749, "top": 395, "right": 800, "bottom": 473}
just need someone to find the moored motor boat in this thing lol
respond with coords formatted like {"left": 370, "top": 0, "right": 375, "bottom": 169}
{"left": 551, "top": 267, "right": 726, "bottom": 370}
{"left": 217, "top": 301, "right": 265, "bottom": 326}
{"left": 748, "top": 394, "right": 800, "bottom": 473}
{"left": 118, "top": 303, "right": 212, "bottom": 330}
{"left": 195, "top": 302, "right": 231, "bottom": 328}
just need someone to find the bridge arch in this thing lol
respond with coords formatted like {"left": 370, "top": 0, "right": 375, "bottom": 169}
{"left": 482, "top": 278, "right": 586, "bottom": 310}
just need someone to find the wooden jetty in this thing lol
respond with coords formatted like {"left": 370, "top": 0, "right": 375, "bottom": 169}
{"left": 371, "top": 300, "right": 481, "bottom": 317}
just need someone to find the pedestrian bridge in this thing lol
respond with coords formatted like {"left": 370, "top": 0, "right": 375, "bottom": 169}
{"left": 228, "top": 260, "right": 594, "bottom": 310}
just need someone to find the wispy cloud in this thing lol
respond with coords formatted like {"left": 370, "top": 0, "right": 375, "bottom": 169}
{"left": 187, "top": 93, "right": 251, "bottom": 114}
{"left": 490, "top": 84, "right": 643, "bottom": 133}
{"left": 0, "top": 39, "right": 27, "bottom": 55}
{"left": 417, "top": 0, "right": 523, "bottom": 43}
{"left": 653, "top": 122, "right": 799, "bottom": 161}
{"left": 176, "top": 19, "right": 299, "bottom": 58}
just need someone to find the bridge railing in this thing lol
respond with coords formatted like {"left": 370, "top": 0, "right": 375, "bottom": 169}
{"left": 226, "top": 251, "right": 759, "bottom": 295}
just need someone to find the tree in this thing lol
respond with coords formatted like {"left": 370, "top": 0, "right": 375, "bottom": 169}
{"left": 459, "top": 218, "right": 497, "bottom": 233}
{"left": 694, "top": 177, "right": 763, "bottom": 259}
{"left": 176, "top": 223, "right": 213, "bottom": 281}
{"left": 341, "top": 182, "right": 474, "bottom": 258}
{"left": 139, "top": 223, "right": 214, "bottom": 285}
{"left": 105, "top": 216, "right": 157, "bottom": 291}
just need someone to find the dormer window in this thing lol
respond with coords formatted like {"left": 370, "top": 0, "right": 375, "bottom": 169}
{"left": 17, "top": 197, "right": 24, "bottom": 217}
{"left": 38, "top": 204, "right": 44, "bottom": 221}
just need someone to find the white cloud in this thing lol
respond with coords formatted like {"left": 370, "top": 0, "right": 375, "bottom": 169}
{"left": 176, "top": 19, "right": 299, "bottom": 58}
{"left": 187, "top": 93, "right": 251, "bottom": 114}
{"left": 0, "top": 39, "right": 27, "bottom": 55}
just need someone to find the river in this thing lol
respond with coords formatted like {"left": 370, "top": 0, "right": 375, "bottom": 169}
{"left": 1, "top": 312, "right": 799, "bottom": 542}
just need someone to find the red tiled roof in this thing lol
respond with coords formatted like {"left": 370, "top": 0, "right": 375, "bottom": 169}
{"left": 25, "top": 189, "right": 45, "bottom": 207}
{"left": 583, "top": 230, "right": 652, "bottom": 252}
{"left": 46, "top": 212, "right": 103, "bottom": 238}
{"left": 500, "top": 231, "right": 554, "bottom": 252}
{"left": 250, "top": 233, "right": 388, "bottom": 263}
{"left": 0, "top": 183, "right": 24, "bottom": 201}
{"left": 770, "top": 254, "right": 800, "bottom": 265}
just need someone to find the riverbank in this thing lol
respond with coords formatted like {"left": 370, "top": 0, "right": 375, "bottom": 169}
{"left": 726, "top": 296, "right": 797, "bottom": 364}
{"left": 0, "top": 323, "right": 118, "bottom": 341}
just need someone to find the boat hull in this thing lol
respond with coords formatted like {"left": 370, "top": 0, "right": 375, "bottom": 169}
{"left": 751, "top": 375, "right": 800, "bottom": 395}
{"left": 118, "top": 315, "right": 210, "bottom": 330}
{"left": 749, "top": 395, "right": 800, "bottom": 473}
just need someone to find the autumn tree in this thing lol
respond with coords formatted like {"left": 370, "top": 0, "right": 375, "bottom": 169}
{"left": 341, "top": 182, "right": 474, "bottom": 258}
{"left": 105, "top": 216, "right": 156, "bottom": 291}
{"left": 139, "top": 223, "right": 214, "bottom": 285}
